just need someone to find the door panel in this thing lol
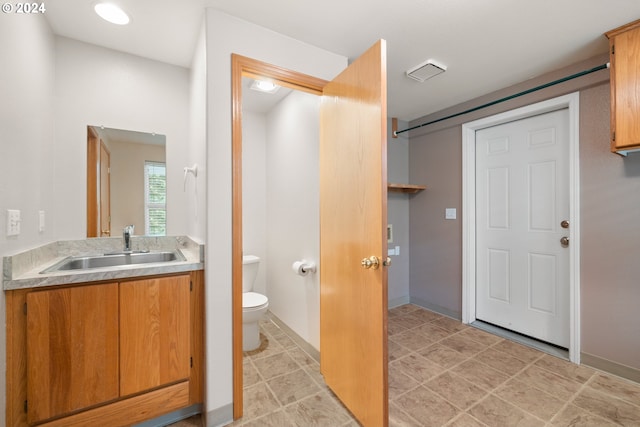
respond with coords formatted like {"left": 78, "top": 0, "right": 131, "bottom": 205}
{"left": 120, "top": 275, "right": 191, "bottom": 396}
{"left": 319, "top": 39, "right": 388, "bottom": 427}
{"left": 476, "top": 109, "right": 569, "bottom": 347}
{"left": 26, "top": 283, "right": 119, "bottom": 423}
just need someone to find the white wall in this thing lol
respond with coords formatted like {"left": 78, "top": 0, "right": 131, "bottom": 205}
{"left": 187, "top": 22, "right": 207, "bottom": 241}
{"left": 242, "top": 111, "right": 268, "bottom": 293}
{"left": 54, "top": 37, "right": 191, "bottom": 239}
{"left": 266, "top": 91, "right": 321, "bottom": 349}
{"left": 205, "top": 8, "right": 347, "bottom": 424}
{"left": 387, "top": 118, "right": 411, "bottom": 306}
{"left": 0, "top": 12, "right": 56, "bottom": 421}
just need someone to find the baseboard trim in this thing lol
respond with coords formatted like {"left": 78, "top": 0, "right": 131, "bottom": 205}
{"left": 581, "top": 352, "right": 640, "bottom": 384}
{"left": 389, "top": 295, "right": 411, "bottom": 309}
{"left": 134, "top": 404, "right": 202, "bottom": 427}
{"left": 269, "top": 312, "right": 320, "bottom": 363}
{"left": 205, "top": 403, "right": 234, "bottom": 427}
{"left": 409, "top": 296, "right": 461, "bottom": 320}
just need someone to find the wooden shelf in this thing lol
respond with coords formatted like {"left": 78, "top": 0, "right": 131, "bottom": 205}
{"left": 387, "top": 183, "right": 426, "bottom": 194}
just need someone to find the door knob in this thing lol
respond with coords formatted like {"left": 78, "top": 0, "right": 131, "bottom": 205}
{"left": 561, "top": 220, "right": 569, "bottom": 229}
{"left": 560, "top": 236, "right": 569, "bottom": 246}
{"left": 383, "top": 257, "right": 392, "bottom": 267}
{"left": 361, "top": 256, "right": 380, "bottom": 269}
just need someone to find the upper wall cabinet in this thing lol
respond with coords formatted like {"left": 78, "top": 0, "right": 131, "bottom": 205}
{"left": 606, "top": 19, "right": 640, "bottom": 155}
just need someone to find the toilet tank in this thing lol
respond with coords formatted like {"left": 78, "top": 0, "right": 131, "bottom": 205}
{"left": 242, "top": 255, "right": 260, "bottom": 292}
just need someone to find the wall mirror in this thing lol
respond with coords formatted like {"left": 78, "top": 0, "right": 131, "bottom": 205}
{"left": 87, "top": 125, "right": 167, "bottom": 238}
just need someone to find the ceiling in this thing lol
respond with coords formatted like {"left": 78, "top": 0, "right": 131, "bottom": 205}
{"left": 45, "top": 0, "right": 640, "bottom": 121}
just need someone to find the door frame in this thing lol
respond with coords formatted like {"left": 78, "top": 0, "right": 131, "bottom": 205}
{"left": 230, "top": 54, "right": 328, "bottom": 419}
{"left": 461, "top": 92, "right": 581, "bottom": 363}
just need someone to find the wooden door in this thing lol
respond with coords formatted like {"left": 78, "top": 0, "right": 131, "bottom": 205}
{"left": 119, "top": 275, "right": 191, "bottom": 396}
{"left": 87, "top": 127, "right": 99, "bottom": 237}
{"left": 475, "top": 109, "right": 570, "bottom": 347}
{"left": 319, "top": 39, "right": 388, "bottom": 427}
{"left": 100, "top": 141, "right": 111, "bottom": 237}
{"left": 26, "top": 283, "right": 119, "bottom": 424}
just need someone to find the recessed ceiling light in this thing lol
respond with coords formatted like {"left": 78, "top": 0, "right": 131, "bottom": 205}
{"left": 94, "top": 3, "right": 130, "bottom": 25}
{"left": 250, "top": 80, "right": 280, "bottom": 94}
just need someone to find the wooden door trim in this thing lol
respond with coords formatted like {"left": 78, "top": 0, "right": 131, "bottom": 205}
{"left": 87, "top": 126, "right": 99, "bottom": 237}
{"left": 461, "top": 92, "right": 581, "bottom": 362}
{"left": 231, "top": 53, "right": 327, "bottom": 419}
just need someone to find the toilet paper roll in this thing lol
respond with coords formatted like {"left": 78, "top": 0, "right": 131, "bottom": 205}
{"left": 292, "top": 260, "right": 316, "bottom": 276}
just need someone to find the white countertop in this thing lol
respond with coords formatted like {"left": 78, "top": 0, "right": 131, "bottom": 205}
{"left": 3, "top": 236, "right": 204, "bottom": 290}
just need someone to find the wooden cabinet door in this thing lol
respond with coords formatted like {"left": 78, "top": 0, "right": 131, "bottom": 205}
{"left": 119, "top": 275, "right": 191, "bottom": 396}
{"left": 607, "top": 20, "right": 640, "bottom": 153}
{"left": 26, "top": 283, "right": 119, "bottom": 424}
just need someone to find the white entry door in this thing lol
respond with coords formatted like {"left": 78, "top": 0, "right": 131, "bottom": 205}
{"left": 475, "top": 108, "right": 570, "bottom": 348}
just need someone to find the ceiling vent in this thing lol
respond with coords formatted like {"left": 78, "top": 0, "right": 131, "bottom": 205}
{"left": 406, "top": 59, "right": 447, "bottom": 82}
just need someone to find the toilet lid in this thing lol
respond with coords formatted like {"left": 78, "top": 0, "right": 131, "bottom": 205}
{"left": 243, "top": 292, "right": 268, "bottom": 308}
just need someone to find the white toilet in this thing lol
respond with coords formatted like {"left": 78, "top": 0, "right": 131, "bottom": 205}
{"left": 242, "top": 255, "right": 269, "bottom": 351}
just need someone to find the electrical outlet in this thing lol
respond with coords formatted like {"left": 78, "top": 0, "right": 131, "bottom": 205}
{"left": 7, "top": 209, "right": 21, "bottom": 236}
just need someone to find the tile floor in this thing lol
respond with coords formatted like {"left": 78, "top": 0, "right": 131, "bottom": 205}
{"left": 170, "top": 304, "right": 640, "bottom": 427}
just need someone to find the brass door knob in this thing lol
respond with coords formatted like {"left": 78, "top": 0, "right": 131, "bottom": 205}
{"left": 560, "top": 236, "right": 569, "bottom": 246}
{"left": 361, "top": 256, "right": 380, "bottom": 269}
{"left": 383, "top": 257, "right": 392, "bottom": 267}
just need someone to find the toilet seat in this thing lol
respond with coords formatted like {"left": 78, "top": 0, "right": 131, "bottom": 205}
{"left": 243, "top": 292, "right": 268, "bottom": 310}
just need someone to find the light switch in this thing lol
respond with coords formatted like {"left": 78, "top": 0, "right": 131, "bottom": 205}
{"left": 388, "top": 247, "right": 396, "bottom": 256}
{"left": 395, "top": 245, "right": 400, "bottom": 256}
{"left": 7, "top": 209, "right": 21, "bottom": 236}
{"left": 445, "top": 208, "right": 457, "bottom": 220}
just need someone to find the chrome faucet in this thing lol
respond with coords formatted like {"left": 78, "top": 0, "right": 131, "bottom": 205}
{"left": 123, "top": 225, "right": 134, "bottom": 252}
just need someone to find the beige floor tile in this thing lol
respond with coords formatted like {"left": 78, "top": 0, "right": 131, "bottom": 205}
{"left": 408, "top": 308, "right": 443, "bottom": 323}
{"left": 445, "top": 413, "right": 488, "bottom": 427}
{"left": 239, "top": 409, "right": 293, "bottom": 427}
{"left": 242, "top": 382, "right": 281, "bottom": 421}
{"left": 425, "top": 372, "right": 486, "bottom": 410}
{"left": 414, "top": 322, "right": 454, "bottom": 341}
{"left": 451, "top": 359, "right": 510, "bottom": 391}
{"left": 418, "top": 343, "right": 469, "bottom": 369}
{"left": 550, "top": 404, "right": 619, "bottom": 427}
{"left": 389, "top": 304, "right": 421, "bottom": 316}
{"left": 282, "top": 392, "right": 354, "bottom": 426}
{"left": 468, "top": 395, "right": 545, "bottom": 427}
{"left": 266, "top": 368, "right": 322, "bottom": 405}
{"left": 533, "top": 354, "right": 595, "bottom": 384}
{"left": 440, "top": 334, "right": 489, "bottom": 358}
{"left": 431, "top": 316, "right": 468, "bottom": 333}
{"left": 245, "top": 336, "right": 285, "bottom": 361}
{"left": 253, "top": 352, "right": 300, "bottom": 380}
{"left": 572, "top": 386, "right": 640, "bottom": 426}
{"left": 392, "top": 313, "right": 428, "bottom": 330}
{"left": 388, "top": 317, "right": 411, "bottom": 336}
{"left": 389, "top": 338, "right": 412, "bottom": 361}
{"left": 391, "top": 329, "right": 439, "bottom": 351}
{"left": 495, "top": 378, "right": 565, "bottom": 421}
{"left": 286, "top": 346, "right": 317, "bottom": 368}
{"left": 455, "top": 327, "right": 504, "bottom": 347}
{"left": 389, "top": 402, "right": 424, "bottom": 427}
{"left": 392, "top": 352, "right": 446, "bottom": 383}
{"left": 389, "top": 365, "right": 421, "bottom": 400}
{"left": 473, "top": 347, "right": 529, "bottom": 376}
{"left": 587, "top": 372, "right": 640, "bottom": 406}
{"left": 491, "top": 340, "right": 544, "bottom": 364}
{"left": 393, "top": 386, "right": 460, "bottom": 427}
{"left": 514, "top": 365, "right": 582, "bottom": 400}
{"left": 243, "top": 358, "right": 262, "bottom": 388}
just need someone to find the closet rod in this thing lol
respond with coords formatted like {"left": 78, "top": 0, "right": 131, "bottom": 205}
{"left": 393, "top": 62, "right": 610, "bottom": 136}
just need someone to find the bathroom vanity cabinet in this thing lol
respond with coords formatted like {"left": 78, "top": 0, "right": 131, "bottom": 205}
{"left": 6, "top": 271, "right": 204, "bottom": 427}
{"left": 606, "top": 19, "right": 640, "bottom": 155}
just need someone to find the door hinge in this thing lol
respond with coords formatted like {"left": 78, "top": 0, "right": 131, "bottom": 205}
{"left": 24, "top": 400, "right": 28, "bottom": 413}
{"left": 612, "top": 131, "right": 616, "bottom": 142}
{"left": 23, "top": 302, "right": 27, "bottom": 315}
{"left": 611, "top": 44, "right": 615, "bottom": 55}
{"left": 190, "top": 357, "right": 193, "bottom": 368}
{"left": 190, "top": 281, "right": 193, "bottom": 291}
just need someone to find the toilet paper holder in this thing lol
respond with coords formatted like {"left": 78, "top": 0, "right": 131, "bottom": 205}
{"left": 292, "top": 260, "right": 317, "bottom": 276}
